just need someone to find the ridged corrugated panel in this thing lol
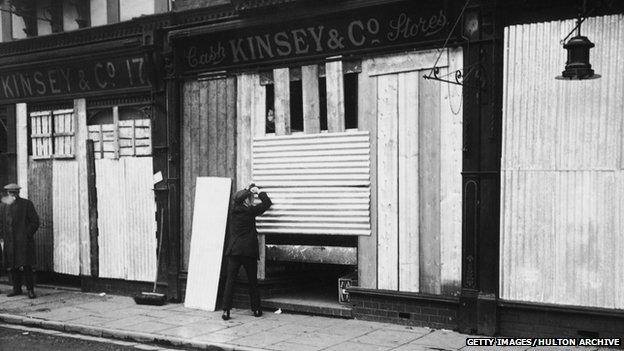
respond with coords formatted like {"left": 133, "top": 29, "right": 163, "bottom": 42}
{"left": 27, "top": 159, "right": 53, "bottom": 271}
{"left": 501, "top": 15, "right": 624, "bottom": 309}
{"left": 52, "top": 160, "right": 80, "bottom": 275}
{"left": 96, "top": 157, "right": 157, "bottom": 282}
{"left": 252, "top": 131, "right": 371, "bottom": 236}
{"left": 124, "top": 157, "right": 157, "bottom": 281}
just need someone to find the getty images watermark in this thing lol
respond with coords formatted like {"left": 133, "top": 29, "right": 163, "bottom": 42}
{"left": 466, "top": 337, "right": 622, "bottom": 348}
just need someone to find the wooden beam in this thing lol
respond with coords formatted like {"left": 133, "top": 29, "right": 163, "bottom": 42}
{"left": 86, "top": 139, "right": 99, "bottom": 277}
{"left": 326, "top": 60, "right": 345, "bottom": 133}
{"left": 376, "top": 74, "right": 398, "bottom": 291}
{"left": 236, "top": 74, "right": 252, "bottom": 191}
{"left": 302, "top": 65, "right": 320, "bottom": 134}
{"left": 16, "top": 103, "right": 28, "bottom": 198}
{"left": 273, "top": 68, "right": 290, "bottom": 136}
{"left": 357, "top": 59, "right": 377, "bottom": 289}
{"left": 112, "top": 106, "right": 120, "bottom": 159}
{"left": 75, "top": 98, "right": 91, "bottom": 276}
{"left": 398, "top": 72, "right": 419, "bottom": 293}
{"left": 225, "top": 77, "right": 237, "bottom": 182}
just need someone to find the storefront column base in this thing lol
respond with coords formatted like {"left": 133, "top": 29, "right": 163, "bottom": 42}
{"left": 458, "top": 289, "right": 498, "bottom": 336}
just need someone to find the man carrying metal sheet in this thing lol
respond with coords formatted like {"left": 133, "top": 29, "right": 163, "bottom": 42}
{"left": 221, "top": 183, "right": 272, "bottom": 320}
{"left": 0, "top": 184, "right": 40, "bottom": 299}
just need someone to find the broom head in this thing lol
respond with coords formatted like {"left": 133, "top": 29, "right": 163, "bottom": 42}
{"left": 134, "top": 292, "right": 167, "bottom": 306}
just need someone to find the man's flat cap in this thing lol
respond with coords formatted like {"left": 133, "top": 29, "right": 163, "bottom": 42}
{"left": 3, "top": 183, "right": 20, "bottom": 191}
{"left": 233, "top": 189, "right": 251, "bottom": 204}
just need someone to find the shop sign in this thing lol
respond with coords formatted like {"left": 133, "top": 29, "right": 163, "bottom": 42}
{"left": 176, "top": 1, "right": 453, "bottom": 72}
{"left": 0, "top": 54, "right": 150, "bottom": 102}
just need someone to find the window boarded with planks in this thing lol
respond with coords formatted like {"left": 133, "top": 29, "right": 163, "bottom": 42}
{"left": 253, "top": 131, "right": 371, "bottom": 236}
{"left": 88, "top": 119, "right": 152, "bottom": 158}
{"left": 29, "top": 109, "right": 75, "bottom": 159}
{"left": 358, "top": 48, "right": 463, "bottom": 295}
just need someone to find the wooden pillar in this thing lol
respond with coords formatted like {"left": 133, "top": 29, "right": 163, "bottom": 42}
{"left": 326, "top": 60, "right": 345, "bottom": 132}
{"left": 16, "top": 103, "right": 28, "bottom": 198}
{"left": 273, "top": 68, "right": 290, "bottom": 136}
{"left": 302, "top": 65, "right": 320, "bottom": 134}
{"left": 75, "top": 98, "right": 91, "bottom": 276}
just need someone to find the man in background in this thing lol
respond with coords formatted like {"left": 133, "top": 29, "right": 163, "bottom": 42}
{"left": 0, "top": 184, "right": 40, "bottom": 298}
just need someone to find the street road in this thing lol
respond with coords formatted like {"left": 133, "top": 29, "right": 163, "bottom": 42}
{"left": 0, "top": 325, "right": 209, "bottom": 351}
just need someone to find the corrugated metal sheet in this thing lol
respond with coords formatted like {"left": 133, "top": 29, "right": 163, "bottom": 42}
{"left": 52, "top": 160, "right": 80, "bottom": 275}
{"left": 28, "top": 159, "right": 53, "bottom": 271}
{"left": 252, "top": 131, "right": 371, "bottom": 236}
{"left": 96, "top": 157, "right": 157, "bottom": 282}
{"left": 501, "top": 15, "right": 624, "bottom": 309}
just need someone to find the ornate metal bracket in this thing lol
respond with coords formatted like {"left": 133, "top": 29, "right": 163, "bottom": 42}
{"left": 423, "top": 66, "right": 464, "bottom": 86}
{"left": 423, "top": 62, "right": 486, "bottom": 91}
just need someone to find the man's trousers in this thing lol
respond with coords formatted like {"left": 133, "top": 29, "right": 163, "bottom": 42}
{"left": 222, "top": 256, "right": 260, "bottom": 311}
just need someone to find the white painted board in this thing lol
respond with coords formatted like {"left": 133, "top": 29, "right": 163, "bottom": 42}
{"left": 184, "top": 176, "right": 232, "bottom": 311}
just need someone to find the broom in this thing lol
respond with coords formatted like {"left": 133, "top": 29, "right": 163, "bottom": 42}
{"left": 134, "top": 208, "right": 167, "bottom": 305}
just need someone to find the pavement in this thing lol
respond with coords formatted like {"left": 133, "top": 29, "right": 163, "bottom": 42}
{"left": 0, "top": 284, "right": 619, "bottom": 351}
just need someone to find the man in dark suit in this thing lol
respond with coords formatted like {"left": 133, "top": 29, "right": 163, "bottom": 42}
{"left": 221, "top": 184, "right": 272, "bottom": 320}
{"left": 0, "top": 183, "right": 40, "bottom": 298}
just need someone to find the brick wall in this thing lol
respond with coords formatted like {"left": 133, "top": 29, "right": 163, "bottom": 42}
{"left": 349, "top": 288, "right": 459, "bottom": 330}
{"left": 499, "top": 303, "right": 624, "bottom": 339}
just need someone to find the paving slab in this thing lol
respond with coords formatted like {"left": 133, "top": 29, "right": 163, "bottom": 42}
{"left": 122, "top": 321, "right": 178, "bottom": 333}
{"left": 233, "top": 332, "right": 298, "bottom": 348}
{"left": 410, "top": 329, "right": 469, "bottom": 350}
{"left": 353, "top": 329, "right": 424, "bottom": 348}
{"left": 282, "top": 331, "right": 353, "bottom": 348}
{"left": 323, "top": 341, "right": 391, "bottom": 351}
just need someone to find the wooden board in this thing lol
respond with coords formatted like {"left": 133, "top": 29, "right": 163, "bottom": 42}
{"left": 418, "top": 73, "right": 441, "bottom": 295}
{"left": 302, "top": 65, "right": 320, "bottom": 134}
{"left": 274, "top": 68, "right": 291, "bottom": 135}
{"left": 326, "top": 60, "right": 345, "bottom": 133}
{"left": 357, "top": 59, "right": 378, "bottom": 289}
{"left": 367, "top": 49, "right": 448, "bottom": 77}
{"left": 75, "top": 99, "right": 91, "bottom": 276}
{"left": 376, "top": 74, "right": 398, "bottom": 290}
{"left": 28, "top": 159, "right": 53, "bottom": 271}
{"left": 184, "top": 177, "right": 232, "bottom": 311}
{"left": 439, "top": 48, "right": 463, "bottom": 294}
{"left": 398, "top": 72, "right": 419, "bottom": 293}
{"left": 16, "top": 103, "right": 28, "bottom": 198}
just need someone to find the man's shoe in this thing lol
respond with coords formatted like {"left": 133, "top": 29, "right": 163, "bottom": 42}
{"left": 27, "top": 290, "right": 36, "bottom": 299}
{"left": 7, "top": 290, "right": 22, "bottom": 297}
{"left": 222, "top": 310, "right": 230, "bottom": 321}
{"left": 253, "top": 309, "right": 263, "bottom": 317}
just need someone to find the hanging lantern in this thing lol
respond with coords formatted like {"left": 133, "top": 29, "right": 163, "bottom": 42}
{"left": 556, "top": 12, "right": 600, "bottom": 80}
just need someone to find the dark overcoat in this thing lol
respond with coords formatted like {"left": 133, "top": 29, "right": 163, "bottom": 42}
{"left": 0, "top": 197, "right": 40, "bottom": 268}
{"left": 225, "top": 192, "right": 272, "bottom": 259}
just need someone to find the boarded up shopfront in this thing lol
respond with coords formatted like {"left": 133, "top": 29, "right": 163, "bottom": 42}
{"left": 500, "top": 14, "right": 624, "bottom": 309}
{"left": 173, "top": 0, "right": 464, "bottom": 312}
{"left": 0, "top": 40, "right": 160, "bottom": 285}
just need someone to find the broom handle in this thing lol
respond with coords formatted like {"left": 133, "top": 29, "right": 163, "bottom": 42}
{"left": 153, "top": 208, "right": 165, "bottom": 293}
